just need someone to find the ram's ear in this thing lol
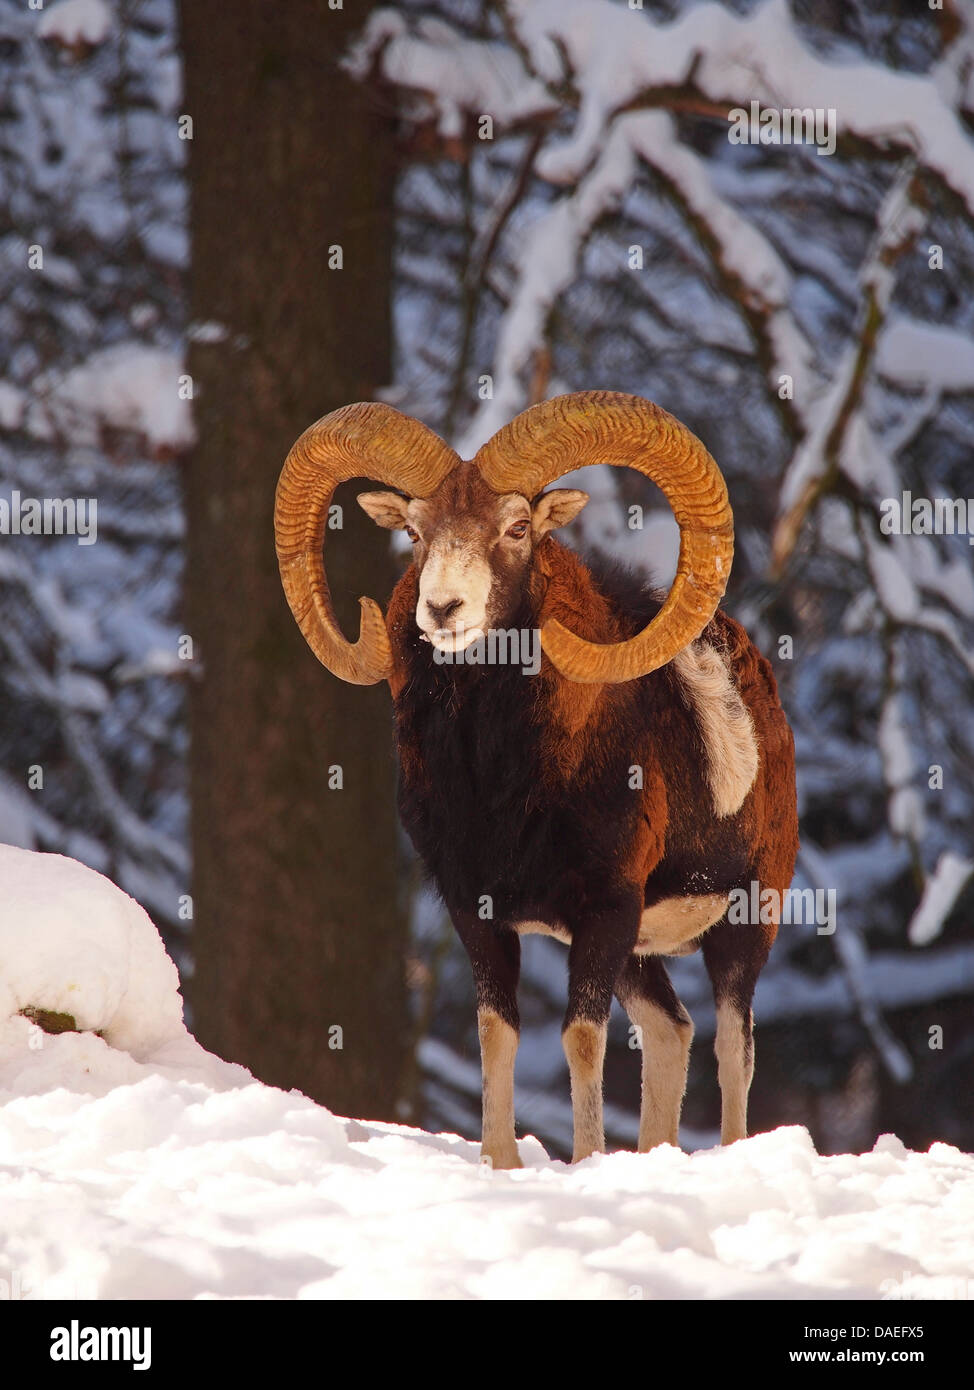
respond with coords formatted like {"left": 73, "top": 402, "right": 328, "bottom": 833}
{"left": 531, "top": 488, "right": 589, "bottom": 539}
{"left": 357, "top": 491, "right": 411, "bottom": 530}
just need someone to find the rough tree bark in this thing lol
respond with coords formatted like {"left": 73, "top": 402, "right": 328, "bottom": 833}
{"left": 179, "top": 1, "right": 408, "bottom": 1117}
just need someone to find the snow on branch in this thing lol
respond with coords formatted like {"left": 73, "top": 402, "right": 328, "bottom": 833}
{"left": 26, "top": 345, "right": 194, "bottom": 456}
{"left": 504, "top": 0, "right": 974, "bottom": 209}
{"left": 908, "top": 851, "right": 974, "bottom": 947}
{"left": 37, "top": 0, "right": 112, "bottom": 52}
{"left": 355, "top": 1, "right": 974, "bottom": 214}
{"left": 876, "top": 315, "right": 974, "bottom": 396}
{"left": 772, "top": 166, "right": 924, "bottom": 571}
{"left": 455, "top": 100, "right": 821, "bottom": 455}
{"left": 345, "top": 13, "right": 554, "bottom": 140}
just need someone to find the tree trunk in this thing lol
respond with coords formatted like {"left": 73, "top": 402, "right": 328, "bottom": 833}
{"left": 179, "top": 1, "right": 408, "bottom": 1118}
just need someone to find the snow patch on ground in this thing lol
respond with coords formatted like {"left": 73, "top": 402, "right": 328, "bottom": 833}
{"left": 2, "top": 846, "right": 973, "bottom": 1300}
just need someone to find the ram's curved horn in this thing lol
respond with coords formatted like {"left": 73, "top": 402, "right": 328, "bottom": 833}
{"left": 475, "top": 391, "right": 733, "bottom": 684}
{"left": 275, "top": 402, "right": 459, "bottom": 684}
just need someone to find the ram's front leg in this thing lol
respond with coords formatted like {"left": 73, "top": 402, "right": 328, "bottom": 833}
{"left": 456, "top": 919, "right": 523, "bottom": 1170}
{"left": 563, "top": 889, "right": 642, "bottom": 1162}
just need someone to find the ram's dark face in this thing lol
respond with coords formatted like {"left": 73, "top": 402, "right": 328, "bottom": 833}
{"left": 359, "top": 460, "right": 588, "bottom": 652}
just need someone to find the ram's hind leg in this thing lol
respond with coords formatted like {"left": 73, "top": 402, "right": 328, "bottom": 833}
{"left": 701, "top": 909, "right": 776, "bottom": 1144}
{"left": 615, "top": 955, "right": 693, "bottom": 1150}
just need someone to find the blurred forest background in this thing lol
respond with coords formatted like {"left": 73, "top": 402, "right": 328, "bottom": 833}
{"left": 2, "top": 0, "right": 973, "bottom": 1157}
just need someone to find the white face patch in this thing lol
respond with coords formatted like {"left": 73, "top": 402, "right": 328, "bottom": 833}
{"left": 407, "top": 491, "right": 532, "bottom": 651}
{"left": 416, "top": 535, "right": 493, "bottom": 651}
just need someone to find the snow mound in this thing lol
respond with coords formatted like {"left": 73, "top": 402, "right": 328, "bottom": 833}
{"left": 0, "top": 844, "right": 183, "bottom": 1053}
{"left": 0, "top": 844, "right": 246, "bottom": 1092}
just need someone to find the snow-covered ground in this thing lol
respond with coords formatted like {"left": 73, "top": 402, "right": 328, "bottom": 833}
{"left": 2, "top": 845, "right": 972, "bottom": 1301}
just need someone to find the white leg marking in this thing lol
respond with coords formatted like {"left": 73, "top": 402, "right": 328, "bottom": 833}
{"left": 563, "top": 1018, "right": 607, "bottom": 1162}
{"left": 715, "top": 998, "right": 753, "bottom": 1144}
{"left": 621, "top": 993, "right": 693, "bottom": 1149}
{"left": 478, "top": 1009, "right": 522, "bottom": 1169}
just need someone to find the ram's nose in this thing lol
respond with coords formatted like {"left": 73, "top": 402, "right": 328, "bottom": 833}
{"left": 426, "top": 597, "right": 463, "bottom": 627}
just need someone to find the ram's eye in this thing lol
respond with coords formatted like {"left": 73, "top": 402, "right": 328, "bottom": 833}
{"left": 506, "top": 520, "right": 530, "bottom": 539}
{"left": 405, "top": 526, "right": 420, "bottom": 543}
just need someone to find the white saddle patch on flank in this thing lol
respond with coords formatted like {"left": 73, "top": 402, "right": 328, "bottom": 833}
{"left": 635, "top": 892, "right": 730, "bottom": 955}
{"left": 513, "top": 919, "right": 571, "bottom": 944}
{"left": 673, "top": 640, "right": 759, "bottom": 818}
{"left": 515, "top": 899, "right": 729, "bottom": 959}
